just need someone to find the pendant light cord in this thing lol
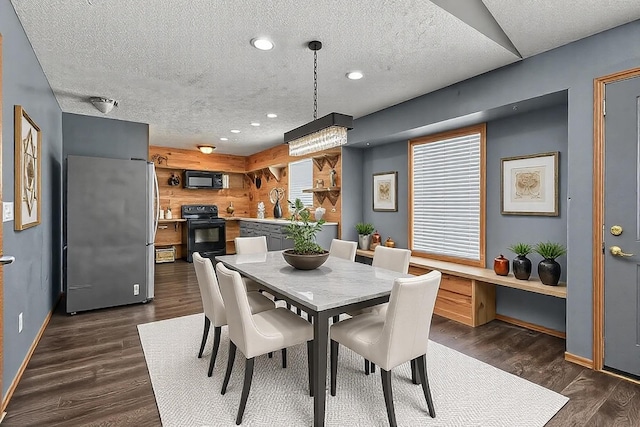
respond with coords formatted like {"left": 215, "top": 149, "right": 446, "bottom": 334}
{"left": 313, "top": 49, "right": 318, "bottom": 120}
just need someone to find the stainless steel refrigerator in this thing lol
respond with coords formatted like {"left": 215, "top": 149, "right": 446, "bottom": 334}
{"left": 65, "top": 156, "right": 159, "bottom": 313}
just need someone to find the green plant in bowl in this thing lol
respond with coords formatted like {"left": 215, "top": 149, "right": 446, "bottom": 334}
{"left": 508, "top": 243, "right": 533, "bottom": 256}
{"left": 282, "top": 198, "right": 328, "bottom": 270}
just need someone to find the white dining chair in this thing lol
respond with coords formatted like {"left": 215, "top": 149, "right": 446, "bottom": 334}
{"left": 234, "top": 236, "right": 269, "bottom": 292}
{"left": 216, "top": 262, "right": 314, "bottom": 425}
{"left": 330, "top": 270, "right": 442, "bottom": 427}
{"left": 192, "top": 252, "right": 275, "bottom": 377}
{"left": 347, "top": 245, "right": 412, "bottom": 374}
{"left": 329, "top": 238, "right": 358, "bottom": 261}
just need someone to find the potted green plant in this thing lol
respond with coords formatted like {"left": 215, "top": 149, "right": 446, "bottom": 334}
{"left": 508, "top": 243, "right": 534, "bottom": 280}
{"left": 282, "top": 198, "right": 329, "bottom": 270}
{"left": 534, "top": 242, "right": 567, "bottom": 286}
{"left": 355, "top": 222, "right": 375, "bottom": 250}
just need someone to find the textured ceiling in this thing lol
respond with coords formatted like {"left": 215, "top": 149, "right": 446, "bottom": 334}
{"left": 10, "top": 0, "right": 640, "bottom": 156}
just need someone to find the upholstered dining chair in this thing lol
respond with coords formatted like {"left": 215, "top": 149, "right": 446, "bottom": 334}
{"left": 192, "top": 252, "right": 275, "bottom": 377}
{"left": 349, "top": 245, "right": 411, "bottom": 374}
{"left": 330, "top": 271, "right": 442, "bottom": 427}
{"left": 216, "top": 262, "right": 314, "bottom": 425}
{"left": 329, "top": 238, "right": 358, "bottom": 261}
{"left": 234, "top": 236, "right": 269, "bottom": 293}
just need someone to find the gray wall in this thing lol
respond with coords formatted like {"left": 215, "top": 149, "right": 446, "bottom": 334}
{"left": 350, "top": 19, "right": 640, "bottom": 359}
{"left": 62, "top": 112, "right": 149, "bottom": 160}
{"left": 340, "top": 146, "right": 364, "bottom": 241}
{"left": 362, "top": 142, "right": 409, "bottom": 248}
{"left": 1, "top": 4, "right": 63, "bottom": 396}
{"left": 487, "top": 105, "right": 568, "bottom": 332}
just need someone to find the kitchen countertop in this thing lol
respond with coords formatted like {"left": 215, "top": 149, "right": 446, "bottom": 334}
{"left": 223, "top": 217, "right": 338, "bottom": 226}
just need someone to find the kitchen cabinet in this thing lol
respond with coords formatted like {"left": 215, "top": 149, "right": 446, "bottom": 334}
{"left": 238, "top": 219, "right": 337, "bottom": 251}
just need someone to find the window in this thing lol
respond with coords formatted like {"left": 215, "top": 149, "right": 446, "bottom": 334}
{"left": 409, "top": 124, "right": 485, "bottom": 266}
{"left": 288, "top": 159, "right": 313, "bottom": 208}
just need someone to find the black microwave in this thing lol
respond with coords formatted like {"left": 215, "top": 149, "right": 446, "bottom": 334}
{"left": 183, "top": 170, "right": 223, "bottom": 189}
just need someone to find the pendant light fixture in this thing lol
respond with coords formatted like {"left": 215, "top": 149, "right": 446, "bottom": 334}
{"left": 285, "top": 41, "right": 353, "bottom": 156}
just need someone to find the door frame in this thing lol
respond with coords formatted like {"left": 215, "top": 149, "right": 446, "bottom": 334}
{"left": 0, "top": 33, "right": 4, "bottom": 412}
{"left": 593, "top": 66, "right": 640, "bottom": 371}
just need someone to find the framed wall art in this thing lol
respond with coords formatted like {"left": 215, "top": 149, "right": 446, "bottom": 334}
{"left": 501, "top": 151, "right": 559, "bottom": 216}
{"left": 373, "top": 171, "right": 398, "bottom": 212}
{"left": 14, "top": 105, "right": 42, "bottom": 230}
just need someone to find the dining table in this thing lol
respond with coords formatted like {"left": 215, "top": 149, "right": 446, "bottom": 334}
{"left": 215, "top": 250, "right": 413, "bottom": 427}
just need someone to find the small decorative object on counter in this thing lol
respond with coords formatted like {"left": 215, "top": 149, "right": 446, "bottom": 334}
{"left": 493, "top": 254, "right": 510, "bottom": 276}
{"left": 315, "top": 206, "right": 326, "bottom": 221}
{"left": 534, "top": 241, "right": 567, "bottom": 286}
{"left": 257, "top": 201, "right": 265, "bottom": 219}
{"left": 355, "top": 222, "right": 375, "bottom": 250}
{"left": 508, "top": 243, "right": 533, "bottom": 280}
{"left": 165, "top": 207, "right": 172, "bottom": 220}
{"left": 384, "top": 236, "right": 396, "bottom": 248}
{"left": 159, "top": 207, "right": 165, "bottom": 220}
{"left": 226, "top": 202, "right": 235, "bottom": 216}
{"left": 370, "top": 230, "right": 381, "bottom": 250}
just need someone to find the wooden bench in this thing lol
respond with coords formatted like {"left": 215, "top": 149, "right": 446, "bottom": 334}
{"left": 356, "top": 249, "right": 566, "bottom": 336}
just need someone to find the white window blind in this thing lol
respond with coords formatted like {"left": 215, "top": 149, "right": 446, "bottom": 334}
{"left": 288, "top": 159, "right": 313, "bottom": 207}
{"left": 412, "top": 133, "right": 481, "bottom": 261}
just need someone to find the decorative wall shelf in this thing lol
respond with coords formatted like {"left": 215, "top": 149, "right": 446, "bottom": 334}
{"left": 303, "top": 187, "right": 341, "bottom": 205}
{"left": 312, "top": 153, "right": 340, "bottom": 171}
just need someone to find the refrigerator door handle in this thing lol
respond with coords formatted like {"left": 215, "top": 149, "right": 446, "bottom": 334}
{"left": 153, "top": 166, "right": 160, "bottom": 240}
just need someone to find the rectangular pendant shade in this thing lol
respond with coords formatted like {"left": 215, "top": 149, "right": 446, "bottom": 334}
{"left": 285, "top": 113, "right": 353, "bottom": 156}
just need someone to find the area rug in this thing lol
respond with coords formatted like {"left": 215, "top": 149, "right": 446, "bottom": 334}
{"left": 138, "top": 314, "right": 568, "bottom": 426}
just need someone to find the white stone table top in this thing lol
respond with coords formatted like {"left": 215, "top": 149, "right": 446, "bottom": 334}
{"left": 215, "top": 251, "right": 413, "bottom": 312}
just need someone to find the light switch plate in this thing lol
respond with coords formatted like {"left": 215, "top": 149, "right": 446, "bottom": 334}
{"left": 3, "top": 202, "right": 13, "bottom": 222}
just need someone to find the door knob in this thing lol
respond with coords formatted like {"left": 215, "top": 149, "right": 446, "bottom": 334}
{"left": 0, "top": 255, "right": 15, "bottom": 265}
{"left": 610, "top": 246, "right": 634, "bottom": 257}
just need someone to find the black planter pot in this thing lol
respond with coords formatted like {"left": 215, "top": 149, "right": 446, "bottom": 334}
{"left": 512, "top": 255, "right": 532, "bottom": 280}
{"left": 538, "top": 258, "right": 561, "bottom": 286}
{"left": 273, "top": 199, "right": 282, "bottom": 218}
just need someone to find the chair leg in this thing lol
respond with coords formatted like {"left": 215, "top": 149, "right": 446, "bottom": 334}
{"left": 207, "top": 326, "right": 222, "bottom": 377}
{"left": 416, "top": 355, "right": 436, "bottom": 418}
{"left": 236, "top": 358, "right": 255, "bottom": 425}
{"left": 410, "top": 358, "right": 420, "bottom": 385}
{"left": 307, "top": 340, "right": 314, "bottom": 397}
{"left": 198, "top": 316, "right": 211, "bottom": 358}
{"left": 330, "top": 340, "right": 339, "bottom": 396}
{"left": 364, "top": 359, "right": 370, "bottom": 375}
{"left": 381, "top": 369, "right": 397, "bottom": 427}
{"left": 281, "top": 348, "right": 287, "bottom": 369}
{"left": 221, "top": 341, "right": 237, "bottom": 395}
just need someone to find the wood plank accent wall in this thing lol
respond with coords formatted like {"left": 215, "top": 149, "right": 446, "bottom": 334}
{"left": 149, "top": 146, "right": 246, "bottom": 172}
{"left": 245, "top": 145, "right": 342, "bottom": 225}
{"left": 149, "top": 145, "right": 343, "bottom": 257}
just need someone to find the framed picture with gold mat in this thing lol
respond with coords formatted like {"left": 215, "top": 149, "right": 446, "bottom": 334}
{"left": 14, "top": 105, "right": 41, "bottom": 230}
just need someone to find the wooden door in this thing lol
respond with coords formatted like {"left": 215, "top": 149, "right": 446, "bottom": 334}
{"left": 603, "top": 75, "right": 640, "bottom": 377}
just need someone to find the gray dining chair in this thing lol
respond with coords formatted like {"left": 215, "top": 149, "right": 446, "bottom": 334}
{"left": 192, "top": 252, "right": 275, "bottom": 377}
{"left": 329, "top": 238, "right": 358, "bottom": 261}
{"left": 216, "top": 262, "right": 314, "bottom": 425}
{"left": 330, "top": 270, "right": 442, "bottom": 427}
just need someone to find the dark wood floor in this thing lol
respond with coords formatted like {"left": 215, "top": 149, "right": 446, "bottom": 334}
{"left": 4, "top": 261, "right": 640, "bottom": 426}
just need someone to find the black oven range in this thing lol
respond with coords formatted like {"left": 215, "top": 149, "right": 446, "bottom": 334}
{"left": 182, "top": 205, "right": 226, "bottom": 262}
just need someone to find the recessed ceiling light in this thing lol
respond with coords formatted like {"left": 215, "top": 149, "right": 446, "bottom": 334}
{"left": 250, "top": 38, "right": 274, "bottom": 51}
{"left": 230, "top": 129, "right": 241, "bottom": 133}
{"left": 346, "top": 71, "right": 364, "bottom": 80}
{"left": 220, "top": 137, "right": 228, "bottom": 141}
{"left": 251, "top": 122, "right": 260, "bottom": 126}
{"left": 266, "top": 113, "right": 278, "bottom": 118}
